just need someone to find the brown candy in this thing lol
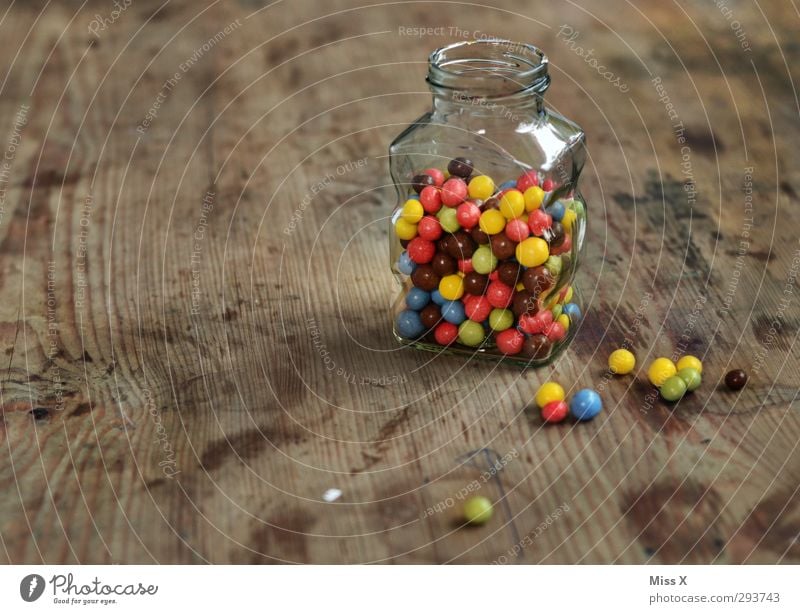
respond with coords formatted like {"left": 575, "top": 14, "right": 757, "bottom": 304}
{"left": 490, "top": 232, "right": 516, "bottom": 260}
{"left": 546, "top": 221, "right": 565, "bottom": 248}
{"left": 412, "top": 173, "right": 435, "bottom": 194}
{"left": 522, "top": 334, "right": 551, "bottom": 359}
{"left": 497, "top": 262, "right": 522, "bottom": 287}
{"left": 484, "top": 197, "right": 500, "bottom": 210}
{"left": 446, "top": 231, "right": 475, "bottom": 260}
{"left": 463, "top": 272, "right": 489, "bottom": 295}
{"left": 471, "top": 227, "right": 490, "bottom": 245}
{"left": 419, "top": 304, "right": 442, "bottom": 329}
{"left": 522, "top": 266, "right": 554, "bottom": 297}
{"left": 447, "top": 157, "right": 473, "bottom": 178}
{"left": 512, "top": 290, "right": 538, "bottom": 317}
{"left": 411, "top": 264, "right": 440, "bottom": 291}
{"left": 724, "top": 369, "right": 748, "bottom": 390}
{"left": 431, "top": 252, "right": 457, "bottom": 277}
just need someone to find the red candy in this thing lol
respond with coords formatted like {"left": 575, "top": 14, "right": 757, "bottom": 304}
{"left": 407, "top": 237, "right": 436, "bottom": 264}
{"left": 464, "top": 295, "right": 492, "bottom": 322}
{"left": 488, "top": 270, "right": 499, "bottom": 282}
{"left": 441, "top": 178, "right": 468, "bottom": 207}
{"left": 434, "top": 322, "right": 458, "bottom": 345}
{"left": 542, "top": 178, "right": 555, "bottom": 192}
{"left": 456, "top": 202, "right": 481, "bottom": 228}
{"left": 496, "top": 329, "right": 524, "bottom": 355}
{"left": 458, "top": 258, "right": 474, "bottom": 273}
{"left": 420, "top": 186, "right": 442, "bottom": 213}
{"left": 486, "top": 281, "right": 513, "bottom": 308}
{"left": 422, "top": 168, "right": 445, "bottom": 187}
{"left": 417, "top": 216, "right": 442, "bottom": 241}
{"left": 516, "top": 170, "right": 539, "bottom": 192}
{"left": 528, "top": 209, "right": 553, "bottom": 236}
{"left": 545, "top": 321, "right": 566, "bottom": 342}
{"left": 541, "top": 400, "right": 569, "bottom": 423}
{"left": 526, "top": 309, "right": 553, "bottom": 333}
{"left": 517, "top": 313, "right": 538, "bottom": 334}
{"left": 505, "top": 218, "right": 530, "bottom": 242}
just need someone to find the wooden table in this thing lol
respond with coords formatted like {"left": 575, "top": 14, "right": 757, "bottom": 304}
{"left": 1, "top": 0, "right": 798, "bottom": 564}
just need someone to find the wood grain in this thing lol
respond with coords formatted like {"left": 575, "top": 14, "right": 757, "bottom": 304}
{"left": 0, "top": 0, "right": 798, "bottom": 564}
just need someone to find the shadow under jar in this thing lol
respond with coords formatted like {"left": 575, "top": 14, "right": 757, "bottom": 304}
{"left": 390, "top": 40, "right": 588, "bottom": 366}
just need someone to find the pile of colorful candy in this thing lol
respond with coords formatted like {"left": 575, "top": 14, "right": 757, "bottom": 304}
{"left": 535, "top": 381, "right": 603, "bottom": 423}
{"left": 393, "top": 157, "right": 583, "bottom": 361}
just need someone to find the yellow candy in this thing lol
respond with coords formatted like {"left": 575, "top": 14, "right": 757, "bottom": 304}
{"left": 499, "top": 190, "right": 525, "bottom": 219}
{"left": 515, "top": 237, "right": 549, "bottom": 267}
{"left": 562, "top": 209, "right": 577, "bottom": 232}
{"left": 676, "top": 355, "right": 703, "bottom": 374}
{"left": 648, "top": 357, "right": 677, "bottom": 387}
{"left": 468, "top": 175, "right": 495, "bottom": 200}
{"left": 608, "top": 349, "right": 636, "bottom": 375}
{"left": 395, "top": 218, "right": 418, "bottom": 240}
{"left": 557, "top": 313, "right": 570, "bottom": 331}
{"left": 479, "top": 209, "right": 506, "bottom": 235}
{"left": 535, "top": 381, "right": 565, "bottom": 408}
{"left": 523, "top": 186, "right": 545, "bottom": 212}
{"left": 563, "top": 286, "right": 574, "bottom": 303}
{"left": 516, "top": 282, "right": 525, "bottom": 292}
{"left": 439, "top": 274, "right": 464, "bottom": 301}
{"left": 400, "top": 199, "right": 424, "bottom": 224}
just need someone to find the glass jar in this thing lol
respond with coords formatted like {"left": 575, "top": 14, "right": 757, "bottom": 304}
{"left": 390, "top": 40, "right": 587, "bottom": 366}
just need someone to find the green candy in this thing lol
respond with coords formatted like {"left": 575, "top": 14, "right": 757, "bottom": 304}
{"left": 677, "top": 367, "right": 702, "bottom": 392}
{"left": 660, "top": 375, "right": 687, "bottom": 402}
{"left": 488, "top": 308, "right": 514, "bottom": 331}
{"left": 458, "top": 320, "right": 485, "bottom": 347}
{"left": 437, "top": 207, "right": 460, "bottom": 233}
{"left": 472, "top": 245, "right": 497, "bottom": 274}
{"left": 545, "top": 255, "right": 562, "bottom": 277}
{"left": 551, "top": 304, "right": 563, "bottom": 319}
{"left": 463, "top": 495, "right": 493, "bottom": 525}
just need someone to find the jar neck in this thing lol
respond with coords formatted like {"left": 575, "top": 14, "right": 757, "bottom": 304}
{"left": 427, "top": 40, "right": 550, "bottom": 120}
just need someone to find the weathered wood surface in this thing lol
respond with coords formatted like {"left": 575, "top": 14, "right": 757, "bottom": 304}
{"left": 0, "top": 0, "right": 798, "bottom": 564}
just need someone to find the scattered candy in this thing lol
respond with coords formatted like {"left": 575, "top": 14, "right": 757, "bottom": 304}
{"left": 536, "top": 381, "right": 565, "bottom": 407}
{"left": 608, "top": 349, "right": 636, "bottom": 375}
{"left": 648, "top": 357, "right": 677, "bottom": 387}
{"left": 541, "top": 400, "right": 569, "bottom": 423}
{"left": 676, "top": 355, "right": 703, "bottom": 374}
{"left": 463, "top": 495, "right": 493, "bottom": 525}
{"left": 724, "top": 369, "right": 748, "bottom": 390}
{"left": 570, "top": 388, "right": 602, "bottom": 421}
{"left": 660, "top": 375, "right": 687, "bottom": 402}
{"left": 677, "top": 367, "right": 702, "bottom": 392}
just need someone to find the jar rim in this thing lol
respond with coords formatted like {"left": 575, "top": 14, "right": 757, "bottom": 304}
{"left": 427, "top": 40, "right": 549, "bottom": 97}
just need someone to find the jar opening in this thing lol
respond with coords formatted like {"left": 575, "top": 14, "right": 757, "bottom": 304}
{"left": 427, "top": 40, "right": 549, "bottom": 99}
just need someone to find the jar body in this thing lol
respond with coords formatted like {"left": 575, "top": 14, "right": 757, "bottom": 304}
{"left": 389, "top": 42, "right": 588, "bottom": 366}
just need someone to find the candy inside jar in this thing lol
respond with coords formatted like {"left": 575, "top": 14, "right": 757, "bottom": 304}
{"left": 388, "top": 41, "right": 588, "bottom": 366}
{"left": 391, "top": 161, "right": 585, "bottom": 365}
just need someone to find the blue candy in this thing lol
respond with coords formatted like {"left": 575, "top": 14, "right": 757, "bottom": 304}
{"left": 396, "top": 310, "right": 425, "bottom": 339}
{"left": 405, "top": 287, "right": 431, "bottom": 311}
{"left": 430, "top": 290, "right": 446, "bottom": 306}
{"left": 546, "top": 200, "right": 566, "bottom": 221}
{"left": 397, "top": 251, "right": 416, "bottom": 275}
{"left": 563, "top": 303, "right": 582, "bottom": 322}
{"left": 440, "top": 300, "right": 466, "bottom": 325}
{"left": 570, "top": 389, "right": 602, "bottom": 421}
{"left": 498, "top": 179, "right": 517, "bottom": 191}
